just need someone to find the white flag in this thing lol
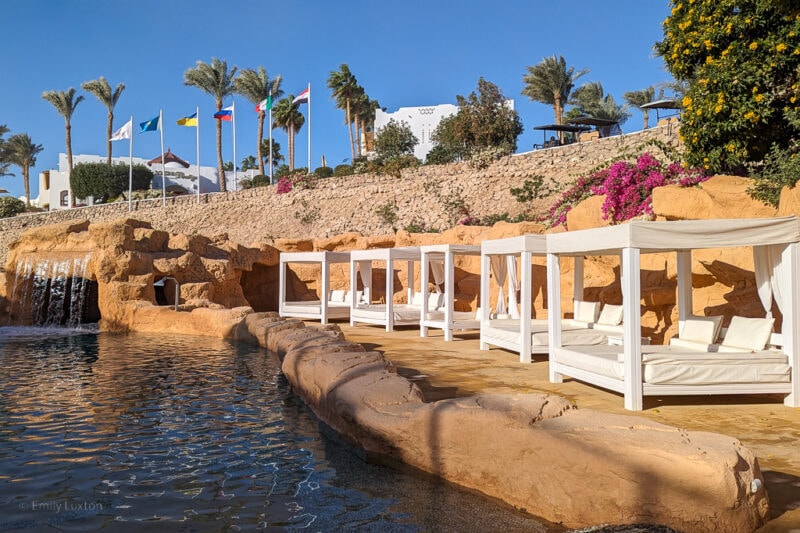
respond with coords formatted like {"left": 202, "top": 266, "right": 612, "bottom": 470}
{"left": 111, "top": 119, "right": 133, "bottom": 141}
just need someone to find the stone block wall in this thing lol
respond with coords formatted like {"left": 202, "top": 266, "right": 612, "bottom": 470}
{"left": 0, "top": 124, "right": 679, "bottom": 270}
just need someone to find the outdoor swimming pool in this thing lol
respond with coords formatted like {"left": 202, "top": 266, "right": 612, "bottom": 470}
{"left": 0, "top": 327, "right": 552, "bottom": 531}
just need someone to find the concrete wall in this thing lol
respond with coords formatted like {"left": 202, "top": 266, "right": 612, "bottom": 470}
{"left": 1, "top": 124, "right": 680, "bottom": 270}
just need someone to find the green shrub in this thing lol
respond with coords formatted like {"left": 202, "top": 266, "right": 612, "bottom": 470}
{"left": 510, "top": 175, "right": 554, "bottom": 204}
{"left": 0, "top": 196, "right": 26, "bottom": 218}
{"left": 240, "top": 174, "right": 271, "bottom": 189}
{"left": 378, "top": 154, "right": 419, "bottom": 178}
{"left": 747, "top": 142, "right": 800, "bottom": 207}
{"left": 293, "top": 199, "right": 320, "bottom": 225}
{"left": 375, "top": 200, "right": 399, "bottom": 230}
{"left": 333, "top": 164, "right": 353, "bottom": 177}
{"left": 70, "top": 162, "right": 153, "bottom": 202}
{"left": 314, "top": 166, "right": 334, "bottom": 178}
{"left": 404, "top": 218, "right": 439, "bottom": 233}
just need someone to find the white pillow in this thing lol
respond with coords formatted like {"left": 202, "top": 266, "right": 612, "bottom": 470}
{"left": 680, "top": 315, "right": 723, "bottom": 344}
{"left": 597, "top": 304, "right": 624, "bottom": 326}
{"left": 575, "top": 300, "right": 601, "bottom": 323}
{"left": 411, "top": 291, "right": 424, "bottom": 306}
{"left": 329, "top": 289, "right": 346, "bottom": 302}
{"left": 428, "top": 292, "right": 443, "bottom": 309}
{"left": 721, "top": 316, "right": 775, "bottom": 351}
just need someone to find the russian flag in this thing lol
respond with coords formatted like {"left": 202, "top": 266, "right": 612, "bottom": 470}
{"left": 292, "top": 87, "right": 310, "bottom": 105}
{"left": 213, "top": 105, "right": 234, "bottom": 121}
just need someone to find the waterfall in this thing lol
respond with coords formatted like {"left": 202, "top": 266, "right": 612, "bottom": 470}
{"left": 6, "top": 253, "right": 96, "bottom": 327}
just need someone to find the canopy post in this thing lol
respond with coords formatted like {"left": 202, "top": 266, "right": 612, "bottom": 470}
{"left": 622, "top": 247, "right": 643, "bottom": 411}
{"left": 547, "top": 253, "right": 563, "bottom": 382}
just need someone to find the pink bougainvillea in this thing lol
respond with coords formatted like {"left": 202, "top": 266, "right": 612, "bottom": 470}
{"left": 274, "top": 173, "right": 318, "bottom": 195}
{"left": 545, "top": 152, "right": 708, "bottom": 228}
{"left": 275, "top": 176, "right": 293, "bottom": 194}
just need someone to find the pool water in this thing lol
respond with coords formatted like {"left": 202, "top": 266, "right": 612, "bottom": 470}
{"left": 0, "top": 328, "right": 553, "bottom": 531}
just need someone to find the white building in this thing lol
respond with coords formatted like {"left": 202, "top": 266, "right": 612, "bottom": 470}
{"left": 373, "top": 104, "right": 459, "bottom": 161}
{"left": 35, "top": 152, "right": 250, "bottom": 210}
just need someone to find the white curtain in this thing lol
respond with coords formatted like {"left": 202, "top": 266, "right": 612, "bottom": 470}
{"left": 771, "top": 246, "right": 787, "bottom": 315}
{"left": 753, "top": 244, "right": 787, "bottom": 317}
{"left": 507, "top": 255, "right": 520, "bottom": 319}
{"left": 430, "top": 259, "right": 444, "bottom": 293}
{"left": 490, "top": 255, "right": 508, "bottom": 315}
{"left": 753, "top": 246, "right": 773, "bottom": 318}
{"left": 357, "top": 262, "right": 371, "bottom": 304}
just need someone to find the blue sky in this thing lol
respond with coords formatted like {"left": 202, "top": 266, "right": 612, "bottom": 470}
{"left": 1, "top": 1, "right": 673, "bottom": 201}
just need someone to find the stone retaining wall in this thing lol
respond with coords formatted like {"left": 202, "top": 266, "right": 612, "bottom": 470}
{"left": 0, "top": 124, "right": 679, "bottom": 269}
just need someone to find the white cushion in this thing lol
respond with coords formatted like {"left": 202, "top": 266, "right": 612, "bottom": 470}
{"left": 680, "top": 315, "right": 723, "bottom": 344}
{"left": 721, "top": 316, "right": 775, "bottom": 351}
{"left": 428, "top": 292, "right": 443, "bottom": 310}
{"left": 329, "top": 289, "right": 346, "bottom": 302}
{"left": 575, "top": 300, "right": 601, "bottom": 323}
{"left": 597, "top": 304, "right": 624, "bottom": 326}
{"left": 411, "top": 291, "right": 424, "bottom": 306}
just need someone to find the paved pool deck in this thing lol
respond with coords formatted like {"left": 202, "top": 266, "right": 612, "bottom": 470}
{"left": 337, "top": 324, "right": 800, "bottom": 532}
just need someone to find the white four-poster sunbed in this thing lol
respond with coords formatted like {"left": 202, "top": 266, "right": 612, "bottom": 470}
{"left": 278, "top": 251, "right": 352, "bottom": 324}
{"left": 479, "top": 234, "right": 622, "bottom": 363}
{"left": 419, "top": 244, "right": 481, "bottom": 341}
{"left": 349, "top": 247, "right": 422, "bottom": 331}
{"left": 545, "top": 216, "right": 800, "bottom": 411}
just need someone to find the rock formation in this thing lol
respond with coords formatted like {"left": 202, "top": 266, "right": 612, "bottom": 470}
{"left": 257, "top": 317, "right": 769, "bottom": 532}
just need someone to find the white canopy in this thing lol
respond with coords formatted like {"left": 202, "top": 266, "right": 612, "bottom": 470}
{"left": 546, "top": 217, "right": 800, "bottom": 256}
{"left": 545, "top": 216, "right": 800, "bottom": 410}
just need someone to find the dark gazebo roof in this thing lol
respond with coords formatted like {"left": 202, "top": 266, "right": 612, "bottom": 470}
{"left": 640, "top": 99, "right": 682, "bottom": 110}
{"left": 532, "top": 124, "right": 591, "bottom": 133}
{"left": 147, "top": 148, "right": 190, "bottom": 168}
{"left": 567, "top": 116, "right": 619, "bottom": 127}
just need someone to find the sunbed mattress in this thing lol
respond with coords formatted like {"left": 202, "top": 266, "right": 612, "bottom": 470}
{"left": 555, "top": 345, "right": 791, "bottom": 385}
{"left": 351, "top": 304, "right": 421, "bottom": 324}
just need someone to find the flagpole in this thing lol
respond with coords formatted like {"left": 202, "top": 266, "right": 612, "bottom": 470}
{"left": 128, "top": 114, "right": 134, "bottom": 212}
{"left": 196, "top": 105, "right": 201, "bottom": 204}
{"left": 232, "top": 101, "right": 238, "bottom": 191}
{"left": 160, "top": 109, "right": 166, "bottom": 207}
{"left": 269, "top": 92, "right": 274, "bottom": 184}
{"left": 307, "top": 83, "right": 311, "bottom": 172}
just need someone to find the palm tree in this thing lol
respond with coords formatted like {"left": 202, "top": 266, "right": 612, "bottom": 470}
{"left": 240, "top": 155, "right": 258, "bottom": 172}
{"left": 0, "top": 124, "right": 10, "bottom": 177}
{"left": 234, "top": 67, "right": 283, "bottom": 176}
{"left": 42, "top": 87, "right": 84, "bottom": 207}
{"left": 184, "top": 58, "right": 237, "bottom": 192}
{"left": 272, "top": 96, "right": 305, "bottom": 171}
{"left": 4, "top": 133, "right": 43, "bottom": 206}
{"left": 522, "top": 55, "right": 589, "bottom": 126}
{"left": 81, "top": 77, "right": 125, "bottom": 164}
{"left": 260, "top": 138, "right": 284, "bottom": 168}
{"left": 624, "top": 86, "right": 656, "bottom": 129}
{"left": 350, "top": 88, "right": 371, "bottom": 158}
{"left": 571, "top": 82, "right": 631, "bottom": 126}
{"left": 327, "top": 64, "right": 359, "bottom": 162}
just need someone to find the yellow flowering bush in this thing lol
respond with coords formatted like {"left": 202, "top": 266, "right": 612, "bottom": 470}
{"left": 655, "top": 0, "right": 800, "bottom": 173}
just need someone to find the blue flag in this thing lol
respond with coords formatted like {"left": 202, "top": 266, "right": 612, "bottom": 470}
{"left": 140, "top": 115, "right": 160, "bottom": 133}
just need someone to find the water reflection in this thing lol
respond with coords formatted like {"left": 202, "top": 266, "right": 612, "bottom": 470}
{"left": 0, "top": 328, "right": 553, "bottom": 531}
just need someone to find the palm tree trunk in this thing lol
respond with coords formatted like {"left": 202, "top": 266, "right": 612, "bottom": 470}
{"left": 289, "top": 123, "right": 295, "bottom": 171}
{"left": 23, "top": 166, "right": 30, "bottom": 206}
{"left": 354, "top": 112, "right": 362, "bottom": 158}
{"left": 66, "top": 123, "right": 75, "bottom": 207}
{"left": 216, "top": 105, "right": 227, "bottom": 193}
{"left": 554, "top": 96, "right": 565, "bottom": 143}
{"left": 346, "top": 98, "right": 354, "bottom": 162}
{"left": 257, "top": 112, "right": 265, "bottom": 175}
{"left": 643, "top": 110, "right": 650, "bottom": 130}
{"left": 106, "top": 111, "right": 113, "bottom": 165}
